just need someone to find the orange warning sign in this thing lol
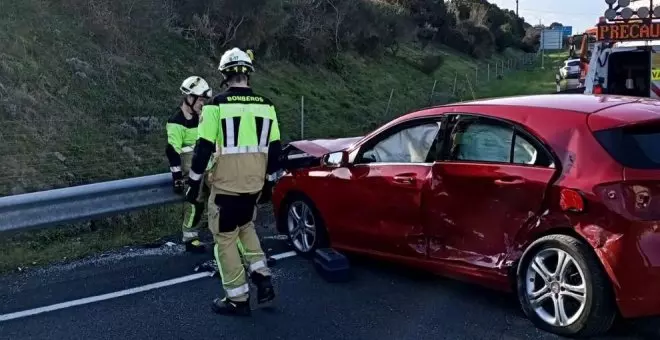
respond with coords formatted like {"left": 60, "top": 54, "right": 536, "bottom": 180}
{"left": 597, "top": 22, "right": 660, "bottom": 41}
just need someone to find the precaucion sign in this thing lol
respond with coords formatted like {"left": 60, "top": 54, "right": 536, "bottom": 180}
{"left": 597, "top": 22, "right": 660, "bottom": 41}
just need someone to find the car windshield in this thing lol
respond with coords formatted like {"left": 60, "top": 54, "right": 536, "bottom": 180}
{"left": 567, "top": 61, "right": 580, "bottom": 67}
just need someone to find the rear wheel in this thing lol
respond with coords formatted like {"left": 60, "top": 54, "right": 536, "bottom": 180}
{"left": 516, "top": 234, "right": 617, "bottom": 338}
{"left": 281, "top": 195, "right": 328, "bottom": 257}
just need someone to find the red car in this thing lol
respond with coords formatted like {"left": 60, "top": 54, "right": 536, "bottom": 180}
{"left": 271, "top": 94, "right": 660, "bottom": 338}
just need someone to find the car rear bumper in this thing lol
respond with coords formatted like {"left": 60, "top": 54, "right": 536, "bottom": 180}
{"left": 618, "top": 298, "right": 660, "bottom": 319}
{"left": 596, "top": 224, "right": 660, "bottom": 318}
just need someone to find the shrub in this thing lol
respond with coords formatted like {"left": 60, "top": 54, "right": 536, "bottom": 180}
{"left": 419, "top": 55, "right": 445, "bottom": 74}
{"left": 438, "top": 28, "right": 471, "bottom": 54}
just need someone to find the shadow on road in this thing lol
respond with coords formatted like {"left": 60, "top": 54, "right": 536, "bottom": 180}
{"left": 343, "top": 253, "right": 658, "bottom": 340}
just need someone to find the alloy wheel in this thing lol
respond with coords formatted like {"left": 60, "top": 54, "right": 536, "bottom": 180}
{"left": 525, "top": 248, "right": 587, "bottom": 328}
{"left": 287, "top": 201, "right": 317, "bottom": 253}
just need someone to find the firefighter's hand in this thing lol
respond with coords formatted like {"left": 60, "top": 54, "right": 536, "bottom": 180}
{"left": 185, "top": 179, "right": 201, "bottom": 204}
{"left": 172, "top": 171, "right": 185, "bottom": 195}
{"left": 258, "top": 180, "right": 274, "bottom": 204}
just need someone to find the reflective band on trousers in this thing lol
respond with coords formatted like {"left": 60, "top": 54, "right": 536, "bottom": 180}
{"left": 182, "top": 231, "right": 198, "bottom": 238}
{"left": 220, "top": 145, "right": 268, "bottom": 155}
{"left": 249, "top": 260, "right": 266, "bottom": 273}
{"left": 225, "top": 283, "right": 250, "bottom": 298}
{"left": 170, "top": 166, "right": 182, "bottom": 173}
{"left": 189, "top": 170, "right": 202, "bottom": 181}
{"left": 181, "top": 146, "right": 194, "bottom": 153}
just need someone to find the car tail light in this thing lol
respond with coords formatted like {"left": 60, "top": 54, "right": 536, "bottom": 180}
{"left": 560, "top": 188, "right": 585, "bottom": 212}
{"left": 594, "top": 182, "right": 660, "bottom": 221}
{"left": 593, "top": 84, "right": 603, "bottom": 94}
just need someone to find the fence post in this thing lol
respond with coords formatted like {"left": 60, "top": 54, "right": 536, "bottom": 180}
{"left": 465, "top": 73, "right": 476, "bottom": 100}
{"left": 452, "top": 72, "right": 458, "bottom": 95}
{"left": 300, "top": 96, "right": 305, "bottom": 139}
{"left": 385, "top": 89, "right": 394, "bottom": 117}
{"left": 429, "top": 80, "right": 437, "bottom": 105}
{"left": 475, "top": 66, "right": 478, "bottom": 85}
{"left": 487, "top": 63, "right": 490, "bottom": 82}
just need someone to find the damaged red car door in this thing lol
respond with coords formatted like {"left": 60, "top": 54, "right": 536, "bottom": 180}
{"left": 425, "top": 113, "right": 557, "bottom": 279}
{"left": 340, "top": 118, "right": 444, "bottom": 258}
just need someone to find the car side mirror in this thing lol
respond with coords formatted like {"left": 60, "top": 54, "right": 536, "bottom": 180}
{"left": 322, "top": 151, "right": 348, "bottom": 168}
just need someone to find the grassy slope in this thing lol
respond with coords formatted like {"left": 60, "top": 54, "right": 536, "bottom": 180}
{"left": 0, "top": 0, "right": 563, "bottom": 273}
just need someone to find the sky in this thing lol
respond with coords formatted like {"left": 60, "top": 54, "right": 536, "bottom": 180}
{"left": 488, "top": 0, "right": 604, "bottom": 34}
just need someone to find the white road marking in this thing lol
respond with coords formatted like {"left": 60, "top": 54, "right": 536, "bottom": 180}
{"left": 0, "top": 251, "right": 298, "bottom": 323}
{"left": 270, "top": 251, "right": 297, "bottom": 260}
{"left": 262, "top": 235, "right": 290, "bottom": 241}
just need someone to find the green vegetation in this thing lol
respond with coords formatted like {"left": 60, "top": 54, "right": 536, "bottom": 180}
{"left": 477, "top": 52, "right": 567, "bottom": 98}
{"left": 0, "top": 0, "right": 560, "bottom": 273}
{"left": 0, "top": 207, "right": 184, "bottom": 273}
{"left": 0, "top": 0, "right": 542, "bottom": 195}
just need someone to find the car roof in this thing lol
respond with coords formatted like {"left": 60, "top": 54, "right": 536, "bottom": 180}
{"left": 428, "top": 94, "right": 641, "bottom": 115}
{"left": 589, "top": 98, "right": 660, "bottom": 130}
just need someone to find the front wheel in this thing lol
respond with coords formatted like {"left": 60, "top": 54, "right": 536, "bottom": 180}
{"left": 282, "top": 196, "right": 329, "bottom": 257}
{"left": 516, "top": 234, "right": 617, "bottom": 338}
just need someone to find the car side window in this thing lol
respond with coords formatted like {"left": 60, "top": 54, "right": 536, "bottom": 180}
{"left": 359, "top": 121, "right": 441, "bottom": 164}
{"left": 446, "top": 115, "right": 554, "bottom": 167}
{"left": 512, "top": 134, "right": 538, "bottom": 165}
{"left": 448, "top": 116, "right": 513, "bottom": 163}
{"left": 513, "top": 131, "right": 554, "bottom": 167}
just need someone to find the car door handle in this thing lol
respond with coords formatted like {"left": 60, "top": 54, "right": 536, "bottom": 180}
{"left": 494, "top": 177, "right": 525, "bottom": 185}
{"left": 393, "top": 176, "right": 416, "bottom": 184}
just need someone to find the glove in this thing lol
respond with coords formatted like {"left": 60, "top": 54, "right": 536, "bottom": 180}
{"left": 172, "top": 171, "right": 185, "bottom": 195}
{"left": 258, "top": 180, "right": 274, "bottom": 204}
{"left": 185, "top": 178, "right": 201, "bottom": 204}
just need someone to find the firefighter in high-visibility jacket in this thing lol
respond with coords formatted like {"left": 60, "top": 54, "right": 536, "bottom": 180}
{"left": 185, "top": 47, "right": 280, "bottom": 316}
{"left": 166, "top": 76, "right": 213, "bottom": 253}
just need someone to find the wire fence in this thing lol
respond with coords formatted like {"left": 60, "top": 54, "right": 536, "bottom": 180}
{"left": 0, "top": 52, "right": 544, "bottom": 196}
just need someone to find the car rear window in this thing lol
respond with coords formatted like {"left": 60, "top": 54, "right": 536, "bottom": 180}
{"left": 593, "top": 123, "right": 660, "bottom": 169}
{"left": 567, "top": 61, "right": 580, "bottom": 67}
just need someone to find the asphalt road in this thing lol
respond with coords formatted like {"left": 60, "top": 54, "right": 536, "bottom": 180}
{"left": 0, "top": 211, "right": 658, "bottom": 340}
{"left": 565, "top": 78, "right": 581, "bottom": 89}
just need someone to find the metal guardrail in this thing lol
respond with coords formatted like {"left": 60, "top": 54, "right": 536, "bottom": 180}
{"left": 0, "top": 173, "right": 182, "bottom": 233}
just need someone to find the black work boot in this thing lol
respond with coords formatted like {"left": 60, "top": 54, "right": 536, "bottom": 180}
{"left": 184, "top": 239, "right": 206, "bottom": 254}
{"left": 250, "top": 272, "right": 276, "bottom": 304}
{"left": 211, "top": 297, "right": 251, "bottom": 316}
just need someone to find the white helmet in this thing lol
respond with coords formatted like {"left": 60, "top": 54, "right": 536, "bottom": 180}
{"left": 218, "top": 48, "right": 254, "bottom": 75}
{"left": 180, "top": 76, "right": 212, "bottom": 98}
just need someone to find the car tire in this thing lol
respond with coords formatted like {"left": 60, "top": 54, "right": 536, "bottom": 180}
{"left": 516, "top": 234, "right": 617, "bottom": 338}
{"left": 280, "top": 194, "right": 329, "bottom": 257}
